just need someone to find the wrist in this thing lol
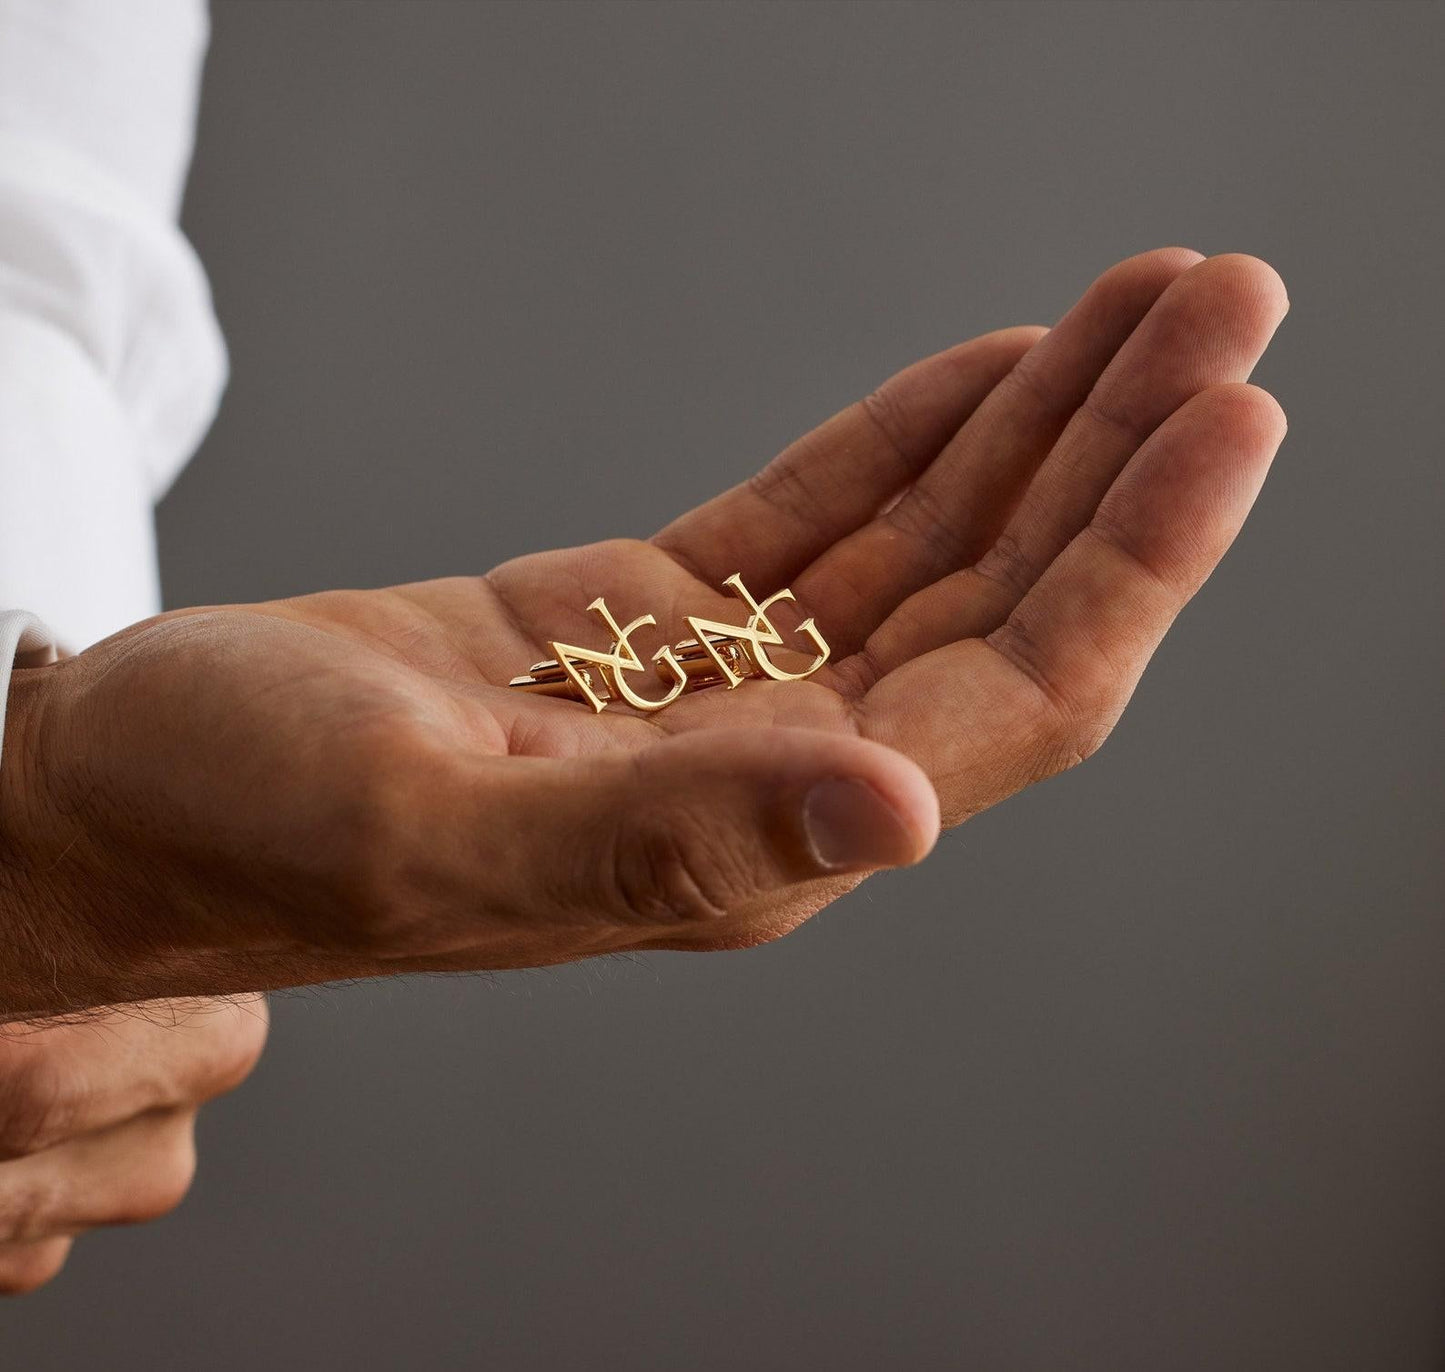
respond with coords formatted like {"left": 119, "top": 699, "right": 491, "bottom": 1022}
{"left": 0, "top": 659, "right": 120, "bottom": 1018}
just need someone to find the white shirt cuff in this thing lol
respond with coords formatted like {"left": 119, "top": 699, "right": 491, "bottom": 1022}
{"left": 0, "top": 313, "right": 161, "bottom": 650}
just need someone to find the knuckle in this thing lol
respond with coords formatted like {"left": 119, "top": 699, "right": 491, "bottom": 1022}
{"left": 1079, "top": 385, "right": 1148, "bottom": 444}
{"left": 609, "top": 809, "right": 756, "bottom": 927}
{"left": 987, "top": 619, "right": 1068, "bottom": 718}
{"left": 0, "top": 1238, "right": 71, "bottom": 1296}
{"left": 997, "top": 346, "right": 1055, "bottom": 412}
{"left": 746, "top": 450, "right": 815, "bottom": 526}
{"left": 0, "top": 1056, "right": 73, "bottom": 1160}
{"left": 1046, "top": 715, "right": 1113, "bottom": 777}
{"left": 0, "top": 1174, "right": 62, "bottom": 1244}
{"left": 974, "top": 530, "right": 1038, "bottom": 603}
{"left": 201, "top": 1004, "right": 269, "bottom": 1099}
{"left": 988, "top": 619, "right": 1121, "bottom": 781}
{"left": 859, "top": 381, "right": 911, "bottom": 466}
{"left": 885, "top": 482, "right": 966, "bottom": 571}
{"left": 112, "top": 1122, "right": 197, "bottom": 1226}
{"left": 224, "top": 1008, "right": 269, "bottom": 1086}
{"left": 1042, "top": 676, "right": 1127, "bottom": 777}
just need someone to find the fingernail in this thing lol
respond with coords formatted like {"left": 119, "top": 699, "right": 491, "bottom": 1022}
{"left": 802, "top": 777, "right": 918, "bottom": 873}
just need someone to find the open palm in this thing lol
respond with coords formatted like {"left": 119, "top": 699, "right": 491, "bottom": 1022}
{"left": 12, "top": 248, "right": 1287, "bottom": 1013}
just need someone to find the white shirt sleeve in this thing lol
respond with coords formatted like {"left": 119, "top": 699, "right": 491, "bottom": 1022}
{"left": 0, "top": 0, "right": 225, "bottom": 651}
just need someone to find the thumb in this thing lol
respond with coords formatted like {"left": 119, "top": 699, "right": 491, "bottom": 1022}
{"left": 485, "top": 726, "right": 940, "bottom": 935}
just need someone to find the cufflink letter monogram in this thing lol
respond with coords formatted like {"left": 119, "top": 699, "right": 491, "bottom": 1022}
{"left": 508, "top": 575, "right": 829, "bottom": 712}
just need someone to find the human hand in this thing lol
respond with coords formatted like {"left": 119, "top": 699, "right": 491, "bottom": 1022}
{"left": 0, "top": 248, "right": 1286, "bottom": 1014}
{"left": 0, "top": 996, "right": 266, "bottom": 1292}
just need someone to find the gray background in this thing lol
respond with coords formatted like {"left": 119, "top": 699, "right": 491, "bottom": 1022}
{"left": 6, "top": 0, "right": 1444, "bottom": 1367}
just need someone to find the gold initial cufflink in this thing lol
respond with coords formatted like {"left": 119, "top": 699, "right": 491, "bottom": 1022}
{"left": 507, "top": 574, "right": 830, "bottom": 713}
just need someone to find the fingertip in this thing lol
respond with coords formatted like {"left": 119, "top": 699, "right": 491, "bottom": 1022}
{"left": 800, "top": 730, "right": 942, "bottom": 860}
{"left": 0, "top": 1236, "right": 73, "bottom": 1295}
{"left": 1134, "top": 244, "right": 1208, "bottom": 272}
{"left": 1185, "top": 252, "right": 1291, "bottom": 329}
{"left": 1188, "top": 382, "right": 1289, "bottom": 453}
{"left": 1233, "top": 382, "right": 1288, "bottom": 444}
{"left": 668, "top": 726, "right": 942, "bottom": 874}
{"left": 860, "top": 743, "right": 942, "bottom": 865}
{"left": 1112, "top": 245, "right": 1207, "bottom": 284}
{"left": 994, "top": 323, "right": 1051, "bottom": 350}
{"left": 1101, "top": 383, "right": 1289, "bottom": 564}
{"left": 801, "top": 762, "right": 940, "bottom": 874}
{"left": 1208, "top": 252, "right": 1288, "bottom": 308}
{"left": 936, "top": 325, "right": 1051, "bottom": 376}
{"left": 1079, "top": 247, "right": 1204, "bottom": 323}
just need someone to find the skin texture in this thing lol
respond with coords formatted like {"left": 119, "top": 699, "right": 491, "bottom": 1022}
{"left": 0, "top": 995, "right": 267, "bottom": 1293}
{"left": 0, "top": 248, "right": 1288, "bottom": 1019}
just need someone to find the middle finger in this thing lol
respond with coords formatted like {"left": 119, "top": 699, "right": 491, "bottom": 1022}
{"left": 795, "top": 246, "right": 1202, "bottom": 657}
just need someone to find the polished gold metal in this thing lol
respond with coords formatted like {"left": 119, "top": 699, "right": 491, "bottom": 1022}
{"left": 665, "top": 630, "right": 755, "bottom": 690}
{"left": 507, "top": 658, "right": 601, "bottom": 700}
{"left": 507, "top": 597, "right": 687, "bottom": 713}
{"left": 681, "top": 574, "right": 830, "bottom": 688}
{"left": 508, "top": 576, "right": 828, "bottom": 710}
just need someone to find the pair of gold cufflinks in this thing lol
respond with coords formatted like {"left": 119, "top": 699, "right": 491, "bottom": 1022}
{"left": 508, "top": 573, "right": 830, "bottom": 713}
